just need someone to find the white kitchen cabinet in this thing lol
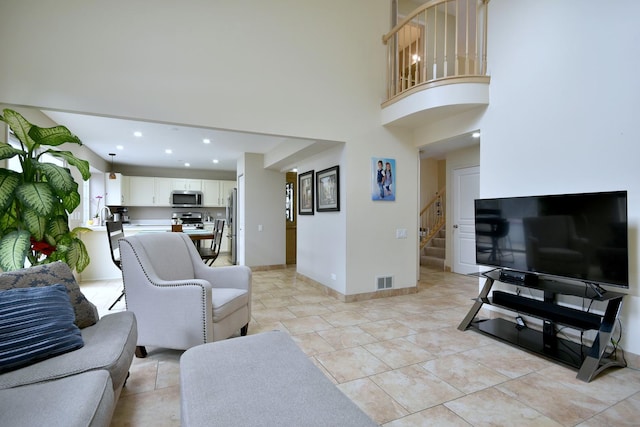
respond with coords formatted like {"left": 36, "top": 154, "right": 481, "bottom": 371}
{"left": 202, "top": 180, "right": 236, "bottom": 206}
{"left": 128, "top": 176, "right": 173, "bottom": 206}
{"left": 220, "top": 180, "right": 236, "bottom": 206}
{"left": 202, "top": 180, "right": 221, "bottom": 206}
{"left": 105, "top": 173, "right": 129, "bottom": 206}
{"left": 171, "top": 178, "right": 202, "bottom": 192}
{"left": 154, "top": 178, "right": 172, "bottom": 206}
{"left": 128, "top": 176, "right": 155, "bottom": 206}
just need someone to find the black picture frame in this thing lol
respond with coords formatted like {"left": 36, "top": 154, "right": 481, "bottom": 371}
{"left": 316, "top": 165, "right": 340, "bottom": 212}
{"left": 298, "top": 170, "right": 314, "bottom": 215}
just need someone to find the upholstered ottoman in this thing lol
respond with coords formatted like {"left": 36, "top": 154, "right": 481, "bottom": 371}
{"left": 180, "top": 331, "right": 378, "bottom": 426}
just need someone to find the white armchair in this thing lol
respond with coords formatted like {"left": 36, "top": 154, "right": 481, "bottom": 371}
{"left": 118, "top": 232, "right": 251, "bottom": 357}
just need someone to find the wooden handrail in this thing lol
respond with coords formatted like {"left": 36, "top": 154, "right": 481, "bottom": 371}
{"left": 383, "top": 0, "right": 490, "bottom": 102}
{"left": 419, "top": 187, "right": 446, "bottom": 250}
{"left": 420, "top": 186, "right": 446, "bottom": 217}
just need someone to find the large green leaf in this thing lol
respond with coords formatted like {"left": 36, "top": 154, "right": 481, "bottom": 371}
{"left": 0, "top": 230, "right": 31, "bottom": 271}
{"left": 29, "top": 125, "right": 82, "bottom": 147}
{"left": 0, "top": 169, "right": 20, "bottom": 211}
{"left": 0, "top": 206, "right": 18, "bottom": 236}
{"left": 62, "top": 190, "right": 81, "bottom": 212}
{"left": 46, "top": 150, "right": 91, "bottom": 181}
{"left": 1, "top": 110, "right": 36, "bottom": 150}
{"left": 73, "top": 239, "right": 90, "bottom": 272}
{"left": 48, "top": 216, "right": 70, "bottom": 240}
{"left": 36, "top": 163, "right": 76, "bottom": 195}
{"left": 15, "top": 182, "right": 55, "bottom": 216}
{"left": 0, "top": 142, "right": 26, "bottom": 161}
{"left": 23, "top": 209, "right": 47, "bottom": 241}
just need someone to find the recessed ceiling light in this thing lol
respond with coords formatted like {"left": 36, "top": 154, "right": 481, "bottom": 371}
{"left": 116, "top": 145, "right": 124, "bottom": 150}
{"left": 292, "top": 168, "right": 298, "bottom": 173}
{"left": 184, "top": 162, "right": 190, "bottom": 167}
{"left": 165, "top": 149, "right": 173, "bottom": 154}
{"left": 203, "top": 138, "right": 210, "bottom": 144}
{"left": 212, "top": 159, "right": 219, "bottom": 164}
{"left": 472, "top": 132, "right": 481, "bottom": 138}
{"left": 133, "top": 131, "right": 143, "bottom": 137}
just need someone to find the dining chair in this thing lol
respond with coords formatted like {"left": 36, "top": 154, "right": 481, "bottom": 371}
{"left": 198, "top": 219, "right": 225, "bottom": 266}
{"left": 105, "top": 220, "right": 126, "bottom": 310}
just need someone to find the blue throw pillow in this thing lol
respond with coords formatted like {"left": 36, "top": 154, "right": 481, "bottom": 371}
{"left": 0, "top": 284, "right": 85, "bottom": 373}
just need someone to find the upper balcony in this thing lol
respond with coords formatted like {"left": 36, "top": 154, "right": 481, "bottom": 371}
{"left": 381, "top": 0, "right": 490, "bottom": 127}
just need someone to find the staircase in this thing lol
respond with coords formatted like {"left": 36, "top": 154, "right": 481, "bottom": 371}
{"left": 420, "top": 228, "right": 446, "bottom": 269}
{"left": 419, "top": 188, "right": 446, "bottom": 270}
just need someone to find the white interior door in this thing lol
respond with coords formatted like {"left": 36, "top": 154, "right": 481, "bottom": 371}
{"left": 237, "top": 174, "right": 245, "bottom": 266}
{"left": 453, "top": 166, "right": 480, "bottom": 274}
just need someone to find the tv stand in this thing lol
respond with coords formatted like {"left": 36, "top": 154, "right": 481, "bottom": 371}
{"left": 458, "top": 269, "right": 626, "bottom": 382}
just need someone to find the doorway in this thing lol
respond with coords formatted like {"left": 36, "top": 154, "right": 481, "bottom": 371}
{"left": 285, "top": 171, "right": 297, "bottom": 265}
{"left": 452, "top": 165, "right": 479, "bottom": 274}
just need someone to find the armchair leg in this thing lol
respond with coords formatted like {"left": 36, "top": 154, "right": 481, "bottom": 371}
{"left": 240, "top": 324, "right": 249, "bottom": 336}
{"left": 135, "top": 346, "right": 148, "bottom": 358}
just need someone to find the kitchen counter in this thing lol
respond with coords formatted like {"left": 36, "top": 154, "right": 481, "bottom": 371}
{"left": 79, "top": 224, "right": 224, "bottom": 282}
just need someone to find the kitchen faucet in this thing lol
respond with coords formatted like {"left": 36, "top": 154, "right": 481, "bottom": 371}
{"left": 100, "top": 206, "right": 112, "bottom": 226}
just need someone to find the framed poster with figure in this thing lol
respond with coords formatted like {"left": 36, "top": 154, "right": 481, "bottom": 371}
{"left": 298, "top": 170, "right": 314, "bottom": 215}
{"left": 372, "top": 157, "right": 395, "bottom": 201}
{"left": 316, "top": 166, "right": 339, "bottom": 212}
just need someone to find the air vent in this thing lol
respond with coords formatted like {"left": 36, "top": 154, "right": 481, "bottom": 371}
{"left": 376, "top": 276, "right": 393, "bottom": 290}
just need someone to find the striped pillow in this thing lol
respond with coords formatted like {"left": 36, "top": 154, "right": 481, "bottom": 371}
{"left": 0, "top": 284, "right": 84, "bottom": 373}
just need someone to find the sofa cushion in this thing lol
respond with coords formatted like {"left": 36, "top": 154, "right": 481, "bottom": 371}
{"left": 0, "top": 311, "right": 137, "bottom": 392}
{"left": 0, "top": 369, "right": 114, "bottom": 427}
{"left": 0, "top": 284, "right": 84, "bottom": 373}
{"left": 0, "top": 262, "right": 98, "bottom": 328}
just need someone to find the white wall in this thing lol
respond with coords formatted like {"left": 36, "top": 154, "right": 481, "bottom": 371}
{"left": 241, "top": 153, "right": 286, "bottom": 268}
{"left": 481, "top": 0, "right": 640, "bottom": 355}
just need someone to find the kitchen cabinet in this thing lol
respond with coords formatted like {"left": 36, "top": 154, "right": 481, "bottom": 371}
{"left": 128, "top": 176, "right": 173, "bottom": 206}
{"left": 154, "top": 178, "right": 172, "bottom": 206}
{"left": 202, "top": 180, "right": 221, "bottom": 206}
{"left": 172, "top": 179, "right": 202, "bottom": 192}
{"left": 105, "top": 173, "right": 129, "bottom": 206}
{"left": 203, "top": 180, "right": 236, "bottom": 207}
{"left": 220, "top": 180, "right": 236, "bottom": 206}
{"left": 128, "top": 176, "right": 155, "bottom": 206}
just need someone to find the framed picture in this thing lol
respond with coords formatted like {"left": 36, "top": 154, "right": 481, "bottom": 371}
{"left": 316, "top": 165, "right": 340, "bottom": 212}
{"left": 298, "top": 170, "right": 314, "bottom": 215}
{"left": 371, "top": 157, "right": 396, "bottom": 201}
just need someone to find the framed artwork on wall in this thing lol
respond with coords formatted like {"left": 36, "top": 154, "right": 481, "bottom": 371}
{"left": 371, "top": 157, "right": 396, "bottom": 201}
{"left": 316, "top": 165, "right": 340, "bottom": 212}
{"left": 298, "top": 170, "right": 314, "bottom": 215}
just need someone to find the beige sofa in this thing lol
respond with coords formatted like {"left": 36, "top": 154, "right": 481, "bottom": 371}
{"left": 0, "top": 262, "right": 137, "bottom": 427}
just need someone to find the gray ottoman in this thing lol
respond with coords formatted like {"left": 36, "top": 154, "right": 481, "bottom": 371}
{"left": 180, "top": 331, "right": 378, "bottom": 426}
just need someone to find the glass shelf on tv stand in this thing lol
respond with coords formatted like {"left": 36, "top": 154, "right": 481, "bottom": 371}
{"left": 459, "top": 268, "right": 626, "bottom": 382}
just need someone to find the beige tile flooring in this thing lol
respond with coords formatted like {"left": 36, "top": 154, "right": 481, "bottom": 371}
{"left": 79, "top": 259, "right": 640, "bottom": 426}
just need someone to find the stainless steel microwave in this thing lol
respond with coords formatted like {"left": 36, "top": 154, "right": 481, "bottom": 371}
{"left": 171, "top": 191, "right": 203, "bottom": 208}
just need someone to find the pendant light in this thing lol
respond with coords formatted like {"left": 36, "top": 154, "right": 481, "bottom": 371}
{"left": 108, "top": 153, "right": 117, "bottom": 180}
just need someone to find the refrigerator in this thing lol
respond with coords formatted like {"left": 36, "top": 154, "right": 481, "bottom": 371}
{"left": 226, "top": 188, "right": 238, "bottom": 264}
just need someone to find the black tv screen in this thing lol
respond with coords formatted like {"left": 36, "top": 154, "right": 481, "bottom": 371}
{"left": 475, "top": 191, "right": 628, "bottom": 288}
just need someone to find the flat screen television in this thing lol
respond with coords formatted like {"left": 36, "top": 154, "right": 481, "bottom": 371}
{"left": 475, "top": 190, "right": 628, "bottom": 288}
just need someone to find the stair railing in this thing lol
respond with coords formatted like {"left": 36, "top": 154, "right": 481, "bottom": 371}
{"left": 420, "top": 187, "right": 446, "bottom": 249}
{"left": 383, "top": 0, "right": 490, "bottom": 103}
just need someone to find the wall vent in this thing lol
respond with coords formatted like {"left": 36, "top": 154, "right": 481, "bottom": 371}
{"left": 376, "top": 276, "right": 393, "bottom": 290}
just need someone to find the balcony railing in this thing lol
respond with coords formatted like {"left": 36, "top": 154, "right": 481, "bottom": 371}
{"left": 383, "top": 0, "right": 489, "bottom": 103}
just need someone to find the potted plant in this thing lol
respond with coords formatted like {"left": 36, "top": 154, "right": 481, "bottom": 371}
{"left": 0, "top": 108, "right": 91, "bottom": 272}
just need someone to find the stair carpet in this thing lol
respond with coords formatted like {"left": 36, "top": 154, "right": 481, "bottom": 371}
{"left": 420, "top": 229, "right": 445, "bottom": 269}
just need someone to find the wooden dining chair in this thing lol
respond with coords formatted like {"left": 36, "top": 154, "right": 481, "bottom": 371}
{"left": 198, "top": 219, "right": 225, "bottom": 266}
{"left": 106, "top": 220, "right": 126, "bottom": 310}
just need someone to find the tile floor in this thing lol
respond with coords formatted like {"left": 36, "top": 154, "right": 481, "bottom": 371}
{"left": 79, "top": 258, "right": 640, "bottom": 426}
